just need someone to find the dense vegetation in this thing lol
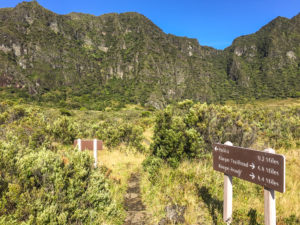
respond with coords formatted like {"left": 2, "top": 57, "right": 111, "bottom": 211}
{"left": 0, "top": 101, "right": 147, "bottom": 224}
{"left": 144, "top": 100, "right": 300, "bottom": 168}
{"left": 141, "top": 100, "right": 300, "bottom": 224}
{"left": 0, "top": 97, "right": 299, "bottom": 224}
{"left": 0, "top": 2, "right": 299, "bottom": 224}
{"left": 0, "top": 1, "right": 299, "bottom": 109}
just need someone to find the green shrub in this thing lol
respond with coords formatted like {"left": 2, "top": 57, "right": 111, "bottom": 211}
{"left": 95, "top": 121, "right": 145, "bottom": 151}
{"left": 29, "top": 128, "right": 48, "bottom": 148}
{"left": 80, "top": 107, "right": 87, "bottom": 111}
{"left": 284, "top": 214, "right": 300, "bottom": 225}
{"left": 149, "top": 101, "right": 299, "bottom": 166}
{"left": 150, "top": 102, "right": 257, "bottom": 166}
{"left": 11, "top": 105, "right": 27, "bottom": 121}
{"left": 141, "top": 111, "right": 151, "bottom": 117}
{"left": 0, "top": 142, "right": 121, "bottom": 224}
{"left": 59, "top": 108, "right": 73, "bottom": 116}
{"left": 0, "top": 112, "right": 8, "bottom": 125}
{"left": 142, "top": 156, "right": 163, "bottom": 182}
{"left": 244, "top": 107, "right": 300, "bottom": 149}
{"left": 49, "top": 116, "right": 78, "bottom": 144}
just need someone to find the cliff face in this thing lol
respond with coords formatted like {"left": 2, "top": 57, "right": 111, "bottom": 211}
{"left": 225, "top": 14, "right": 300, "bottom": 98}
{"left": 0, "top": 2, "right": 299, "bottom": 107}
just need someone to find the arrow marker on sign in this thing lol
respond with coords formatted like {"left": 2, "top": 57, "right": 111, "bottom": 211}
{"left": 250, "top": 163, "right": 255, "bottom": 169}
{"left": 250, "top": 172, "right": 255, "bottom": 180}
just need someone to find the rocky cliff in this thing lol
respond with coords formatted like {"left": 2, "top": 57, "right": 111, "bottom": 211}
{"left": 0, "top": 1, "right": 299, "bottom": 108}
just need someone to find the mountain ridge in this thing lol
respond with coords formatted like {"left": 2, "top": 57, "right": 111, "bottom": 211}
{"left": 0, "top": 1, "right": 299, "bottom": 109}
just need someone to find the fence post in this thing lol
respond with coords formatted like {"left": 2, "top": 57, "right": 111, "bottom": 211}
{"left": 77, "top": 138, "right": 81, "bottom": 151}
{"left": 93, "top": 139, "right": 98, "bottom": 168}
{"left": 263, "top": 148, "right": 276, "bottom": 225}
{"left": 223, "top": 141, "right": 233, "bottom": 224}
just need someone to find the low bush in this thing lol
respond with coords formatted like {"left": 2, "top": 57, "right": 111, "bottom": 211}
{"left": 49, "top": 116, "right": 78, "bottom": 145}
{"left": 59, "top": 108, "right": 73, "bottom": 116}
{"left": 0, "top": 103, "right": 123, "bottom": 224}
{"left": 142, "top": 156, "right": 164, "bottom": 182}
{"left": 0, "top": 145, "right": 121, "bottom": 224}
{"left": 148, "top": 100, "right": 299, "bottom": 166}
{"left": 95, "top": 121, "right": 145, "bottom": 151}
{"left": 150, "top": 102, "right": 257, "bottom": 166}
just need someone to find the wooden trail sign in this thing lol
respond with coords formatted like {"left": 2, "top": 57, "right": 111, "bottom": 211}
{"left": 74, "top": 139, "right": 103, "bottom": 151}
{"left": 74, "top": 139, "right": 103, "bottom": 168}
{"left": 214, "top": 143, "right": 285, "bottom": 225}
{"left": 213, "top": 143, "right": 285, "bottom": 193}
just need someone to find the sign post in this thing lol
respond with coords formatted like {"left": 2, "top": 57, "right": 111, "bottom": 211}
{"left": 263, "top": 148, "right": 276, "bottom": 225}
{"left": 93, "top": 139, "right": 98, "bottom": 168}
{"left": 213, "top": 143, "right": 285, "bottom": 224}
{"left": 223, "top": 141, "right": 233, "bottom": 224}
{"left": 74, "top": 139, "right": 103, "bottom": 168}
{"left": 77, "top": 138, "right": 81, "bottom": 151}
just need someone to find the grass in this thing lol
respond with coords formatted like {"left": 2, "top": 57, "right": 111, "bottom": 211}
{"left": 93, "top": 147, "right": 145, "bottom": 221}
{"left": 4, "top": 100, "right": 298, "bottom": 224}
{"left": 226, "top": 97, "right": 300, "bottom": 109}
{"left": 277, "top": 148, "right": 300, "bottom": 221}
{"left": 249, "top": 98, "right": 300, "bottom": 108}
{"left": 137, "top": 99, "right": 299, "bottom": 224}
{"left": 140, "top": 148, "right": 300, "bottom": 224}
{"left": 97, "top": 146, "right": 145, "bottom": 185}
{"left": 140, "top": 156, "right": 224, "bottom": 224}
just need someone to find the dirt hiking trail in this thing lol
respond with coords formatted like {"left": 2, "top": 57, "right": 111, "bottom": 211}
{"left": 124, "top": 173, "right": 149, "bottom": 225}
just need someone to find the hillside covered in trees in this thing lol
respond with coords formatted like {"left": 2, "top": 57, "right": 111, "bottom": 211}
{"left": 0, "top": 1, "right": 300, "bottom": 225}
{"left": 0, "top": 1, "right": 299, "bottom": 109}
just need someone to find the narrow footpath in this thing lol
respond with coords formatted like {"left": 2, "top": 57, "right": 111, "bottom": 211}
{"left": 124, "top": 173, "right": 148, "bottom": 225}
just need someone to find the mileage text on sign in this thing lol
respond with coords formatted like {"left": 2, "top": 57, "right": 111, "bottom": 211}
{"left": 213, "top": 143, "right": 285, "bottom": 193}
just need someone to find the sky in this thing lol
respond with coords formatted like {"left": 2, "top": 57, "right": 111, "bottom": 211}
{"left": 0, "top": 0, "right": 299, "bottom": 49}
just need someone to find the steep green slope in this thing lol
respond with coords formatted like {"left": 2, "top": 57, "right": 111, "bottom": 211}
{"left": 0, "top": 1, "right": 299, "bottom": 109}
{"left": 225, "top": 14, "right": 300, "bottom": 99}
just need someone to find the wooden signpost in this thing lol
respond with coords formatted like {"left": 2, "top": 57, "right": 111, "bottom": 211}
{"left": 74, "top": 139, "right": 103, "bottom": 168}
{"left": 213, "top": 142, "right": 285, "bottom": 225}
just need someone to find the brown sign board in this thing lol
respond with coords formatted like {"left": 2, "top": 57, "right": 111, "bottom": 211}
{"left": 213, "top": 143, "right": 285, "bottom": 193}
{"left": 74, "top": 139, "right": 103, "bottom": 151}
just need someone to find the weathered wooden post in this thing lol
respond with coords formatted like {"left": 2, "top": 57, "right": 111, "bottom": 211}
{"left": 77, "top": 138, "right": 81, "bottom": 151}
{"left": 264, "top": 148, "right": 276, "bottom": 225}
{"left": 223, "top": 141, "right": 233, "bottom": 224}
{"left": 93, "top": 139, "right": 98, "bottom": 168}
